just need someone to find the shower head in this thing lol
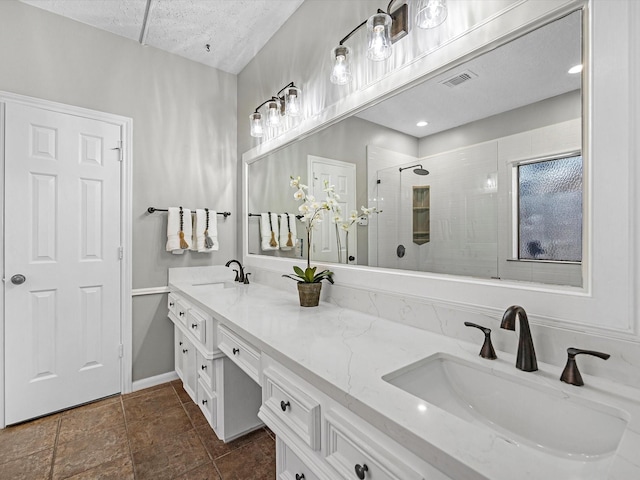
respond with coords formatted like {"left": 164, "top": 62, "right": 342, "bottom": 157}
{"left": 399, "top": 164, "right": 430, "bottom": 176}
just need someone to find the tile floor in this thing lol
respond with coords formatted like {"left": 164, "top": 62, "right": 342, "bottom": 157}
{"left": 0, "top": 380, "right": 276, "bottom": 480}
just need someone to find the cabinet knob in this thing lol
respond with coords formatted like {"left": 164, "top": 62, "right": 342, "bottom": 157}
{"left": 201, "top": 364, "right": 207, "bottom": 370}
{"left": 296, "top": 474, "right": 305, "bottom": 480}
{"left": 233, "top": 348, "right": 239, "bottom": 355}
{"left": 354, "top": 463, "right": 368, "bottom": 479}
{"left": 280, "top": 400, "right": 290, "bottom": 412}
{"left": 202, "top": 399, "right": 208, "bottom": 405}
{"left": 169, "top": 302, "right": 175, "bottom": 307}
{"left": 182, "top": 349, "right": 188, "bottom": 354}
{"left": 191, "top": 323, "right": 198, "bottom": 328}
{"left": 179, "top": 341, "right": 183, "bottom": 346}
{"left": 179, "top": 311, "right": 185, "bottom": 316}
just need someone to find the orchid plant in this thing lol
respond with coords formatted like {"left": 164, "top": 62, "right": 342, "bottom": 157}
{"left": 282, "top": 176, "right": 334, "bottom": 284}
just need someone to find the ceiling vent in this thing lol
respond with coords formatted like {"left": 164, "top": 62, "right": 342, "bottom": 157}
{"left": 440, "top": 70, "right": 478, "bottom": 88}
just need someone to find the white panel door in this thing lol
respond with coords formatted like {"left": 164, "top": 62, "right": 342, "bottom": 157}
{"left": 4, "top": 102, "right": 122, "bottom": 424}
{"left": 308, "top": 156, "right": 356, "bottom": 263}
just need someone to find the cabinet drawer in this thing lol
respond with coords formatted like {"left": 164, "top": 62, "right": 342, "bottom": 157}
{"left": 187, "top": 308, "right": 207, "bottom": 344}
{"left": 277, "top": 438, "right": 321, "bottom": 480}
{"left": 324, "top": 410, "right": 421, "bottom": 480}
{"left": 197, "top": 351, "right": 216, "bottom": 391}
{"left": 263, "top": 367, "right": 321, "bottom": 451}
{"left": 175, "top": 299, "right": 190, "bottom": 326}
{"left": 197, "top": 378, "right": 217, "bottom": 428}
{"left": 218, "top": 325, "right": 261, "bottom": 384}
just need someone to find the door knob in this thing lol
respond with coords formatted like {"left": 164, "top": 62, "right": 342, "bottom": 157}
{"left": 11, "top": 274, "right": 26, "bottom": 285}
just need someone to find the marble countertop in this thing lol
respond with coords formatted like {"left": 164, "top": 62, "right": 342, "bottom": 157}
{"left": 169, "top": 268, "right": 640, "bottom": 480}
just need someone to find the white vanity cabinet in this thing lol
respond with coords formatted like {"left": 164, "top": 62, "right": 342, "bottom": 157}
{"left": 259, "top": 354, "right": 453, "bottom": 480}
{"left": 168, "top": 292, "right": 263, "bottom": 442}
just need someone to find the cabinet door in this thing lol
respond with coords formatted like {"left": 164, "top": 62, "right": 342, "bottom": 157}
{"left": 179, "top": 334, "right": 197, "bottom": 402}
{"left": 175, "top": 327, "right": 185, "bottom": 382}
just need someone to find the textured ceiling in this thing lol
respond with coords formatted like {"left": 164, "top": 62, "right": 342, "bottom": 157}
{"left": 20, "top": 0, "right": 305, "bottom": 74}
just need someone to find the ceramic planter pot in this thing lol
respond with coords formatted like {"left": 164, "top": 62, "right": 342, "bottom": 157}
{"left": 297, "top": 282, "right": 322, "bottom": 307}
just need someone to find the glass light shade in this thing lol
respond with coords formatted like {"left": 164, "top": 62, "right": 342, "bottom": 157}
{"left": 367, "top": 13, "right": 392, "bottom": 61}
{"left": 249, "top": 111, "right": 263, "bottom": 138}
{"left": 284, "top": 85, "right": 302, "bottom": 117}
{"left": 415, "top": 0, "right": 448, "bottom": 29}
{"left": 265, "top": 98, "right": 282, "bottom": 127}
{"left": 330, "top": 46, "right": 352, "bottom": 85}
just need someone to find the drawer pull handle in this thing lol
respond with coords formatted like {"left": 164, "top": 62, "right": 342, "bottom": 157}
{"left": 354, "top": 463, "right": 368, "bottom": 479}
{"left": 191, "top": 323, "right": 198, "bottom": 328}
{"left": 182, "top": 349, "right": 188, "bottom": 354}
{"left": 202, "top": 399, "right": 208, "bottom": 405}
{"left": 201, "top": 365, "right": 207, "bottom": 370}
{"left": 179, "top": 311, "right": 185, "bottom": 316}
{"left": 280, "top": 400, "right": 290, "bottom": 412}
{"left": 296, "top": 475, "right": 305, "bottom": 480}
{"left": 233, "top": 348, "right": 240, "bottom": 355}
{"left": 169, "top": 302, "right": 175, "bottom": 307}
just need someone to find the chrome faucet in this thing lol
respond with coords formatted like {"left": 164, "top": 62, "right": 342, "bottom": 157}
{"left": 500, "top": 305, "right": 538, "bottom": 372}
{"left": 225, "top": 259, "right": 245, "bottom": 283}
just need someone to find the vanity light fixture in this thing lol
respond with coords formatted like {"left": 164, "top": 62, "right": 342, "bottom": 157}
{"left": 249, "top": 82, "right": 303, "bottom": 138}
{"left": 415, "top": 0, "right": 448, "bottom": 29}
{"left": 330, "top": 1, "right": 409, "bottom": 85}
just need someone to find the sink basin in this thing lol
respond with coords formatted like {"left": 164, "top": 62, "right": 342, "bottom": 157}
{"left": 382, "top": 353, "right": 629, "bottom": 460}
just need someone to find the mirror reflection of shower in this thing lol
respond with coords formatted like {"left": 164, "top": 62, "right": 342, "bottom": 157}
{"left": 399, "top": 164, "right": 430, "bottom": 176}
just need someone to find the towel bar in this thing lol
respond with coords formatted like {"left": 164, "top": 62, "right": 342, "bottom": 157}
{"left": 249, "top": 213, "right": 303, "bottom": 219}
{"left": 147, "top": 207, "right": 231, "bottom": 218}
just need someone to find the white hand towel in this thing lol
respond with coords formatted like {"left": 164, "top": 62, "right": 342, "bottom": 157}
{"left": 166, "top": 207, "right": 192, "bottom": 254}
{"left": 260, "top": 213, "right": 279, "bottom": 251}
{"left": 191, "top": 209, "right": 219, "bottom": 252}
{"left": 279, "top": 213, "right": 297, "bottom": 251}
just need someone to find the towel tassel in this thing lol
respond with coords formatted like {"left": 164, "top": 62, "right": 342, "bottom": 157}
{"left": 179, "top": 207, "right": 189, "bottom": 249}
{"left": 204, "top": 209, "right": 214, "bottom": 248}
{"left": 268, "top": 212, "right": 278, "bottom": 247}
{"left": 285, "top": 213, "right": 294, "bottom": 247}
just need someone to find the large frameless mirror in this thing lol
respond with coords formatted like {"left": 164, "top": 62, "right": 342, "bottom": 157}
{"left": 247, "top": 10, "right": 583, "bottom": 287}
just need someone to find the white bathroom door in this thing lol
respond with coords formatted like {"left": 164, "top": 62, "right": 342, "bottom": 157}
{"left": 308, "top": 156, "right": 356, "bottom": 263}
{"left": 3, "top": 101, "right": 123, "bottom": 424}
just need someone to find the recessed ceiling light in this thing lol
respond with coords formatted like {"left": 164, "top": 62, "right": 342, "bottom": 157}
{"left": 568, "top": 64, "right": 583, "bottom": 74}
{"left": 416, "top": 120, "right": 429, "bottom": 127}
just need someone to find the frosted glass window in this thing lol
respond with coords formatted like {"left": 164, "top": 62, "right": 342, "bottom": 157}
{"left": 518, "top": 155, "right": 582, "bottom": 262}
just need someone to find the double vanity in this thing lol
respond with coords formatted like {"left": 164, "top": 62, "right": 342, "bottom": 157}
{"left": 168, "top": 266, "right": 639, "bottom": 480}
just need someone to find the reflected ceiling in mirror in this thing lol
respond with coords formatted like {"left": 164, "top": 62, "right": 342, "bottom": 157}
{"left": 247, "top": 10, "right": 583, "bottom": 287}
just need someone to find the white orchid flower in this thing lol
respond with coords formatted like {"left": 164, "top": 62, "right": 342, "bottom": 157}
{"left": 349, "top": 210, "right": 359, "bottom": 221}
{"left": 340, "top": 223, "right": 350, "bottom": 231}
{"left": 299, "top": 204, "right": 310, "bottom": 214}
{"left": 293, "top": 188, "right": 305, "bottom": 200}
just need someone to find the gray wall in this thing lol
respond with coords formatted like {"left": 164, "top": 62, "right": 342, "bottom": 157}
{"left": 0, "top": 0, "right": 237, "bottom": 381}
{"left": 418, "top": 90, "right": 582, "bottom": 157}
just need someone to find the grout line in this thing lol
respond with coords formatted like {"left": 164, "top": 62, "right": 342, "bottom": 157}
{"left": 121, "top": 395, "right": 137, "bottom": 479}
{"left": 48, "top": 414, "right": 62, "bottom": 480}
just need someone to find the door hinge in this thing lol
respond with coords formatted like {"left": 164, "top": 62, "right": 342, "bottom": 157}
{"left": 118, "top": 344, "right": 124, "bottom": 358}
{"left": 118, "top": 246, "right": 124, "bottom": 260}
{"left": 111, "top": 140, "right": 123, "bottom": 162}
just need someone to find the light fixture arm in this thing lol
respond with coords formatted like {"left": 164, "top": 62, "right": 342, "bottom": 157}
{"left": 276, "top": 82, "right": 296, "bottom": 97}
{"left": 338, "top": 8, "right": 385, "bottom": 46}
{"left": 252, "top": 96, "right": 279, "bottom": 114}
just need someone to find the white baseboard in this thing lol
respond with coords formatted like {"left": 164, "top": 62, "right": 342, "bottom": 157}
{"left": 132, "top": 371, "right": 179, "bottom": 392}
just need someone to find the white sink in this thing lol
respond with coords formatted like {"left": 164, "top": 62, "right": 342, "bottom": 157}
{"left": 382, "top": 353, "right": 629, "bottom": 460}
